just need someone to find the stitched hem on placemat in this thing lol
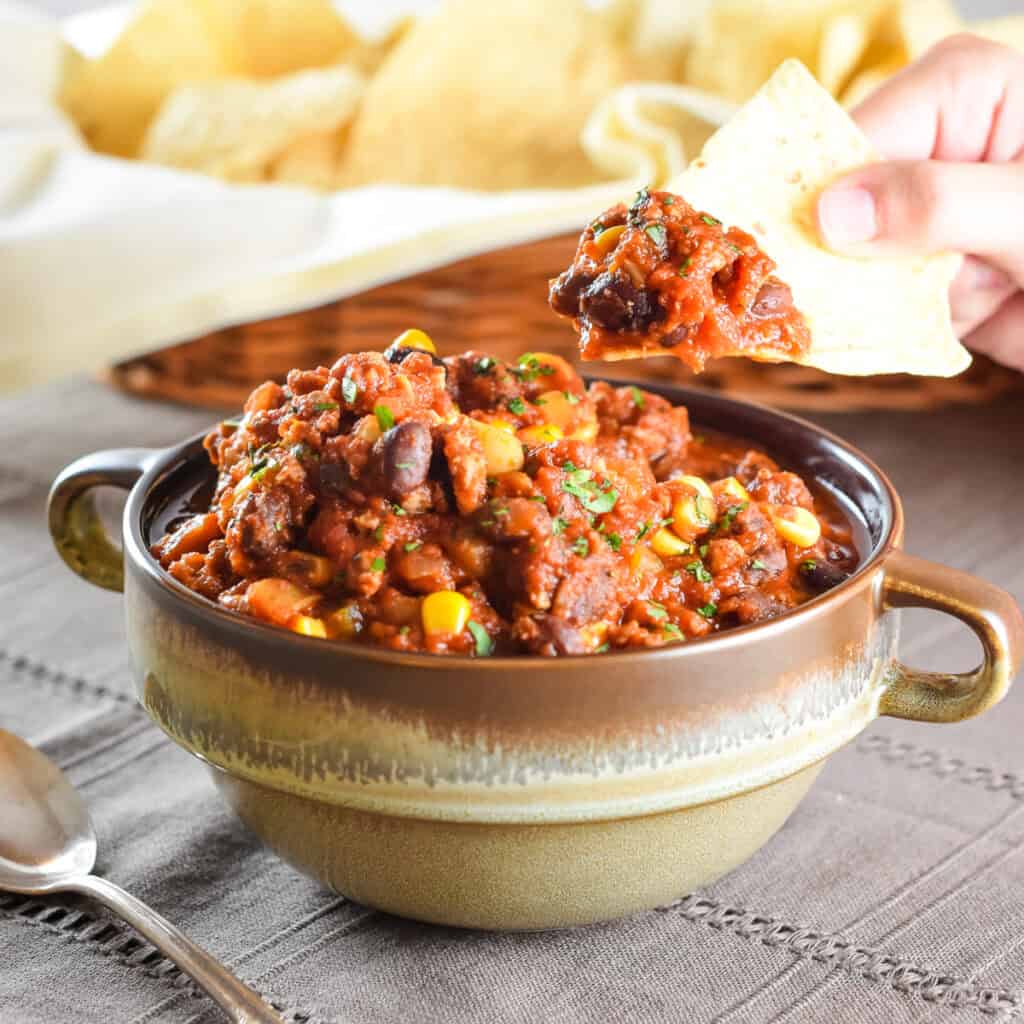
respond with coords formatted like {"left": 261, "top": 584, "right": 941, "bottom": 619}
{"left": 662, "top": 894, "right": 1022, "bottom": 1018}
{"left": 0, "top": 648, "right": 140, "bottom": 710}
{"left": 0, "top": 895, "right": 327, "bottom": 1024}
{"left": 856, "top": 734, "right": 1024, "bottom": 800}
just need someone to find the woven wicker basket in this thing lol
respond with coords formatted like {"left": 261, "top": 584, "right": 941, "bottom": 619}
{"left": 109, "top": 232, "right": 1021, "bottom": 412}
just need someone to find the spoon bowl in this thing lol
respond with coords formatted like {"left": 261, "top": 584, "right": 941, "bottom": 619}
{"left": 0, "top": 730, "right": 96, "bottom": 892}
{"left": 0, "top": 729, "right": 282, "bottom": 1023}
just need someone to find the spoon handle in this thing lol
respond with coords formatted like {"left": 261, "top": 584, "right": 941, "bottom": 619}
{"left": 66, "top": 875, "right": 283, "bottom": 1024}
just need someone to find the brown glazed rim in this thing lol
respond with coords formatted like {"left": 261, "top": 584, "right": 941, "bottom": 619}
{"left": 124, "top": 377, "right": 903, "bottom": 672}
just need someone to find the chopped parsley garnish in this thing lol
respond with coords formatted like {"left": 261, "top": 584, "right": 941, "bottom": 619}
{"left": 595, "top": 642, "right": 610, "bottom": 653}
{"left": 630, "top": 186, "right": 651, "bottom": 212}
{"left": 473, "top": 356, "right": 496, "bottom": 376}
{"left": 390, "top": 502, "right": 407, "bottom": 516}
{"left": 374, "top": 404, "right": 395, "bottom": 432}
{"left": 507, "top": 397, "right": 526, "bottom": 415}
{"left": 693, "top": 497, "right": 713, "bottom": 527}
{"left": 662, "top": 196, "right": 675, "bottom": 206}
{"left": 701, "top": 214, "right": 721, "bottom": 227}
{"left": 699, "top": 543, "right": 709, "bottom": 557}
{"left": 250, "top": 459, "right": 276, "bottom": 484}
{"left": 801, "top": 559, "right": 818, "bottom": 571}
{"left": 644, "top": 222, "right": 667, "bottom": 247}
{"left": 727, "top": 242, "right": 742, "bottom": 254}
{"left": 647, "top": 601, "right": 668, "bottom": 621}
{"left": 399, "top": 625, "right": 411, "bottom": 636}
{"left": 373, "top": 525, "right": 384, "bottom": 542}
{"left": 341, "top": 377, "right": 359, "bottom": 405}
{"left": 714, "top": 502, "right": 748, "bottom": 533}
{"left": 290, "top": 443, "right": 317, "bottom": 461}
{"left": 685, "top": 560, "right": 713, "bottom": 584}
{"left": 404, "top": 541, "right": 423, "bottom": 552}
{"left": 697, "top": 602, "right": 718, "bottom": 619}
{"left": 678, "top": 256, "right": 692, "bottom": 277}
{"left": 663, "top": 623, "right": 684, "bottom": 640}
{"left": 394, "top": 461, "right": 414, "bottom": 470}
{"left": 562, "top": 466, "right": 618, "bottom": 515}
{"left": 591, "top": 220, "right": 605, "bottom": 235}
{"left": 606, "top": 532, "right": 623, "bottom": 552}
{"left": 552, "top": 517, "right": 568, "bottom": 535}
{"left": 564, "top": 391, "right": 580, "bottom": 405}
{"left": 222, "top": 416, "right": 242, "bottom": 429}
{"left": 370, "top": 557, "right": 386, "bottom": 572}
{"left": 571, "top": 536, "right": 590, "bottom": 557}
{"left": 636, "top": 521, "right": 652, "bottom": 540}
{"left": 313, "top": 401, "right": 339, "bottom": 413}
{"left": 533, "top": 396, "right": 547, "bottom": 406}
{"left": 529, "top": 494, "right": 547, "bottom": 502}
{"left": 491, "top": 503, "right": 510, "bottom": 517}
{"left": 273, "top": 521, "right": 284, "bottom": 533}
{"left": 629, "top": 385, "right": 645, "bottom": 409}
{"left": 468, "top": 620, "right": 493, "bottom": 657}
{"left": 751, "top": 558, "right": 767, "bottom": 571}
{"left": 513, "top": 353, "right": 556, "bottom": 382}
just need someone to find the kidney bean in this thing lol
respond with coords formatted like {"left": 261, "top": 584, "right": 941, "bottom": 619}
{"left": 750, "top": 279, "right": 794, "bottom": 318}
{"left": 580, "top": 271, "right": 663, "bottom": 333}
{"left": 382, "top": 420, "right": 432, "bottom": 499}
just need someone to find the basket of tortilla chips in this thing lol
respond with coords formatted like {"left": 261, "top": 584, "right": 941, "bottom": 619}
{"left": 55, "top": 0, "right": 1024, "bottom": 410}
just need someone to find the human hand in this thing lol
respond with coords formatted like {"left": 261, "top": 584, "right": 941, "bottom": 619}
{"left": 815, "top": 34, "right": 1024, "bottom": 373}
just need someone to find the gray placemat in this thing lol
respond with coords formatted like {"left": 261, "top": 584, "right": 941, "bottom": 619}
{"left": 1, "top": 376, "right": 1022, "bottom": 1024}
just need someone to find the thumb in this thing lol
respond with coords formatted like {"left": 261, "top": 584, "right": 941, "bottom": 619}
{"left": 816, "top": 160, "right": 1024, "bottom": 276}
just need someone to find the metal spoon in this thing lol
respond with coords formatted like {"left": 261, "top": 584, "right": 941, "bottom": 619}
{"left": 0, "top": 729, "right": 282, "bottom": 1023}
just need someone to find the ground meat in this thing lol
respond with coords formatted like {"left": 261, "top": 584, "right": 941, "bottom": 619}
{"left": 152, "top": 344, "right": 858, "bottom": 656}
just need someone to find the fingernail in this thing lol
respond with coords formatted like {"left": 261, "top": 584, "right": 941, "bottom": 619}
{"left": 817, "top": 186, "right": 878, "bottom": 247}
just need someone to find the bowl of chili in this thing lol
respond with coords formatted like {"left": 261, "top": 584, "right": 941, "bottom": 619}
{"left": 48, "top": 339, "right": 1022, "bottom": 930}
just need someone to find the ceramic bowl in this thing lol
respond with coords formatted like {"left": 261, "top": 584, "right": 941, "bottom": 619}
{"left": 48, "top": 381, "right": 1023, "bottom": 930}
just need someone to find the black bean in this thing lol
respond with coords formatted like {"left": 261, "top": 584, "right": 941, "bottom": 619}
{"left": 580, "top": 271, "right": 663, "bottom": 334}
{"left": 750, "top": 278, "right": 794, "bottom": 318}
{"left": 533, "top": 615, "right": 588, "bottom": 656}
{"left": 318, "top": 461, "right": 349, "bottom": 493}
{"left": 384, "top": 343, "right": 447, "bottom": 370}
{"left": 799, "top": 558, "right": 850, "bottom": 592}
{"left": 548, "top": 269, "right": 595, "bottom": 318}
{"left": 382, "top": 420, "right": 432, "bottom": 499}
{"left": 660, "top": 323, "right": 694, "bottom": 348}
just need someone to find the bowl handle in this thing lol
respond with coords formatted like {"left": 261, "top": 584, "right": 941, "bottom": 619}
{"left": 880, "top": 550, "right": 1023, "bottom": 723}
{"left": 48, "top": 449, "right": 158, "bottom": 593}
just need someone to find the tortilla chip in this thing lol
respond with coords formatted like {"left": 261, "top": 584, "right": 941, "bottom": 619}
{"left": 670, "top": 60, "right": 969, "bottom": 377}
{"left": 267, "top": 128, "right": 347, "bottom": 190}
{"left": 141, "top": 65, "right": 363, "bottom": 185}
{"left": 817, "top": 12, "right": 871, "bottom": 95}
{"left": 337, "top": 0, "right": 633, "bottom": 191}
{"left": 206, "top": 0, "right": 358, "bottom": 79}
{"left": 59, "top": 0, "right": 238, "bottom": 158}
{"left": 582, "top": 82, "right": 735, "bottom": 185}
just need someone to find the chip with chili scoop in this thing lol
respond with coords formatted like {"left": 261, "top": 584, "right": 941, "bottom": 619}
{"left": 551, "top": 60, "right": 971, "bottom": 378}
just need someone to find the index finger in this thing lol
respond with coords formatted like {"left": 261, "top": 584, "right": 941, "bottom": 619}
{"left": 852, "top": 34, "right": 1024, "bottom": 163}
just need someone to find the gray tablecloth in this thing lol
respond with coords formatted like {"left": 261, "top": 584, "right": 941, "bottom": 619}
{"left": 1, "top": 375, "right": 1022, "bottom": 1023}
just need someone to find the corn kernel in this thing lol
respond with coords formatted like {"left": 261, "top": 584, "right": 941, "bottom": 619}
{"left": 391, "top": 328, "right": 437, "bottom": 354}
{"left": 421, "top": 590, "right": 472, "bottom": 636}
{"left": 770, "top": 505, "right": 821, "bottom": 548}
{"left": 325, "top": 603, "right": 363, "bottom": 640}
{"left": 488, "top": 418, "right": 516, "bottom": 433}
{"left": 518, "top": 423, "right": 564, "bottom": 445}
{"left": 580, "top": 622, "right": 609, "bottom": 650}
{"left": 535, "top": 389, "right": 578, "bottom": 432}
{"left": 353, "top": 415, "right": 381, "bottom": 444}
{"left": 593, "top": 223, "right": 626, "bottom": 256}
{"left": 671, "top": 494, "right": 716, "bottom": 541}
{"left": 568, "top": 419, "right": 599, "bottom": 443}
{"left": 292, "top": 616, "right": 327, "bottom": 639}
{"left": 678, "top": 474, "right": 713, "bottom": 500}
{"left": 716, "top": 476, "right": 750, "bottom": 503}
{"left": 468, "top": 418, "right": 525, "bottom": 474}
{"left": 650, "top": 527, "right": 693, "bottom": 558}
{"left": 630, "top": 545, "right": 664, "bottom": 577}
